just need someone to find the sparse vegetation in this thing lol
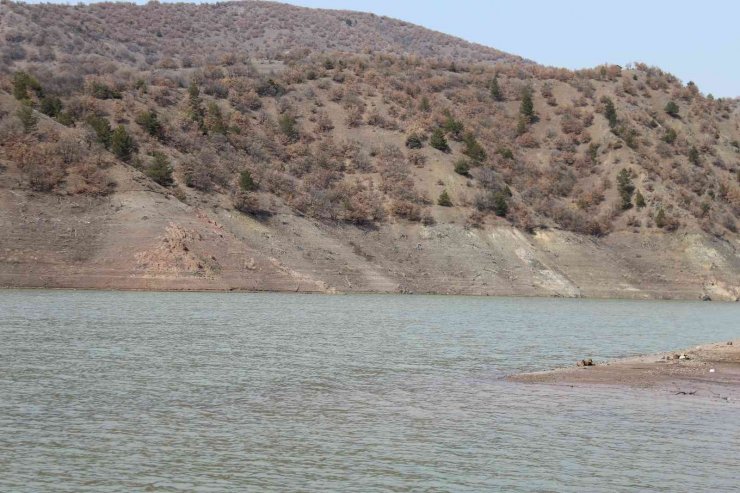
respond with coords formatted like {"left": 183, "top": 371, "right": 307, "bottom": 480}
{"left": 0, "top": 0, "right": 736, "bottom": 245}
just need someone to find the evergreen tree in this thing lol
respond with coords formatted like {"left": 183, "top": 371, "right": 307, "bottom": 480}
{"left": 278, "top": 114, "right": 298, "bottom": 141}
{"left": 12, "top": 71, "right": 42, "bottom": 102}
{"left": 493, "top": 191, "right": 509, "bottom": 217}
{"left": 664, "top": 101, "right": 680, "bottom": 117}
{"left": 86, "top": 115, "right": 112, "bottom": 148}
{"left": 454, "top": 159, "right": 470, "bottom": 176}
{"left": 655, "top": 208, "right": 667, "bottom": 228}
{"left": 39, "top": 96, "right": 63, "bottom": 117}
{"left": 663, "top": 127, "right": 677, "bottom": 144}
{"left": 206, "top": 102, "right": 228, "bottom": 135}
{"left": 490, "top": 75, "right": 503, "bottom": 101}
{"left": 616, "top": 168, "right": 635, "bottom": 210}
{"left": 430, "top": 128, "right": 449, "bottom": 152}
{"left": 405, "top": 133, "right": 423, "bottom": 149}
{"left": 111, "top": 125, "right": 135, "bottom": 162}
{"left": 188, "top": 81, "right": 206, "bottom": 132}
{"left": 442, "top": 111, "right": 464, "bottom": 140}
{"left": 239, "top": 170, "right": 257, "bottom": 191}
{"left": 689, "top": 146, "right": 701, "bottom": 166}
{"left": 462, "top": 132, "right": 486, "bottom": 163}
{"left": 135, "top": 110, "right": 164, "bottom": 139}
{"left": 602, "top": 97, "right": 618, "bottom": 128}
{"left": 634, "top": 189, "right": 646, "bottom": 208}
{"left": 520, "top": 87, "right": 535, "bottom": 123}
{"left": 146, "top": 152, "right": 173, "bottom": 187}
{"left": 16, "top": 105, "right": 38, "bottom": 133}
{"left": 437, "top": 190, "right": 452, "bottom": 207}
{"left": 515, "top": 115, "right": 528, "bottom": 136}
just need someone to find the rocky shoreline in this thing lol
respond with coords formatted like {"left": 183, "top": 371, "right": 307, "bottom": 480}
{"left": 509, "top": 340, "right": 740, "bottom": 402}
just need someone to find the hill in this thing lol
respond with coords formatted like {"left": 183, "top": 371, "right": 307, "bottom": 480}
{"left": 0, "top": 1, "right": 738, "bottom": 299}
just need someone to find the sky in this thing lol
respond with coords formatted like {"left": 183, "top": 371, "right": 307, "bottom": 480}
{"left": 23, "top": 0, "right": 740, "bottom": 97}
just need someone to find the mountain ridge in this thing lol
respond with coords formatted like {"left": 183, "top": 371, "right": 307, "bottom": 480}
{"left": 0, "top": 0, "right": 738, "bottom": 299}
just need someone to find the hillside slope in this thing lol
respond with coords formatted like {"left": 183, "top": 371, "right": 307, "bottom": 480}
{"left": 0, "top": 1, "right": 738, "bottom": 299}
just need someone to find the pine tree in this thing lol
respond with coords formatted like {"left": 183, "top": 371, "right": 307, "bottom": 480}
{"left": 462, "top": 132, "right": 486, "bottom": 162}
{"left": 493, "top": 191, "right": 509, "bottom": 217}
{"left": 135, "top": 110, "right": 164, "bottom": 139}
{"left": 111, "top": 125, "right": 135, "bottom": 162}
{"left": 188, "top": 81, "right": 206, "bottom": 132}
{"left": 664, "top": 101, "right": 680, "bottom": 117}
{"left": 12, "top": 71, "right": 42, "bottom": 102}
{"left": 616, "top": 168, "right": 635, "bottom": 210}
{"left": 239, "top": 170, "right": 257, "bottom": 191}
{"left": 437, "top": 190, "right": 452, "bottom": 207}
{"left": 520, "top": 87, "right": 535, "bottom": 123}
{"left": 454, "top": 159, "right": 470, "bottom": 176}
{"left": 16, "top": 105, "right": 38, "bottom": 133}
{"left": 206, "top": 102, "right": 228, "bottom": 135}
{"left": 663, "top": 127, "right": 677, "bottom": 144}
{"left": 634, "top": 189, "right": 646, "bottom": 208}
{"left": 655, "top": 208, "right": 667, "bottom": 228}
{"left": 278, "top": 114, "right": 298, "bottom": 141}
{"left": 602, "top": 97, "right": 618, "bottom": 128}
{"left": 689, "top": 146, "right": 701, "bottom": 166}
{"left": 442, "top": 111, "right": 464, "bottom": 140}
{"left": 146, "top": 152, "right": 173, "bottom": 187}
{"left": 405, "top": 133, "right": 423, "bottom": 149}
{"left": 490, "top": 75, "right": 503, "bottom": 101}
{"left": 86, "top": 115, "right": 112, "bottom": 148}
{"left": 430, "top": 128, "right": 449, "bottom": 152}
{"left": 39, "top": 96, "right": 63, "bottom": 117}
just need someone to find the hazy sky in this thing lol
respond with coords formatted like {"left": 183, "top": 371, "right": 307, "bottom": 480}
{"left": 24, "top": 0, "right": 740, "bottom": 97}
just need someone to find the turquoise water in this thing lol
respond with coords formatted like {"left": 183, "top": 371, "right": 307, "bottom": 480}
{"left": 1, "top": 290, "right": 738, "bottom": 492}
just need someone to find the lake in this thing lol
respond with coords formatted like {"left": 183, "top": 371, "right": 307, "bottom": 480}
{"left": 1, "top": 290, "right": 738, "bottom": 492}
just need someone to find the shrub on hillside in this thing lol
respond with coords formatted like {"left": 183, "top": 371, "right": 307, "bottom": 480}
{"left": 520, "top": 86, "right": 536, "bottom": 123}
{"left": 146, "top": 152, "right": 173, "bottom": 187}
{"left": 454, "top": 159, "right": 470, "bottom": 176}
{"left": 616, "top": 168, "right": 635, "bottom": 210}
{"left": 664, "top": 101, "right": 679, "bottom": 117}
{"left": 16, "top": 105, "right": 38, "bottom": 134}
{"left": 462, "top": 132, "right": 486, "bottom": 163}
{"left": 239, "top": 170, "right": 257, "bottom": 191}
{"left": 405, "top": 133, "right": 423, "bottom": 149}
{"left": 111, "top": 126, "right": 136, "bottom": 161}
{"left": 430, "top": 128, "right": 449, "bottom": 152}
{"left": 86, "top": 115, "right": 112, "bottom": 148}
{"left": 135, "top": 110, "right": 164, "bottom": 139}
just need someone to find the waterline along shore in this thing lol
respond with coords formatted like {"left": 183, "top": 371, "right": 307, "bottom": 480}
{"left": 510, "top": 340, "right": 740, "bottom": 401}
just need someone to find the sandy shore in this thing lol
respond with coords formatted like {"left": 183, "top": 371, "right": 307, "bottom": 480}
{"left": 510, "top": 339, "right": 740, "bottom": 401}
